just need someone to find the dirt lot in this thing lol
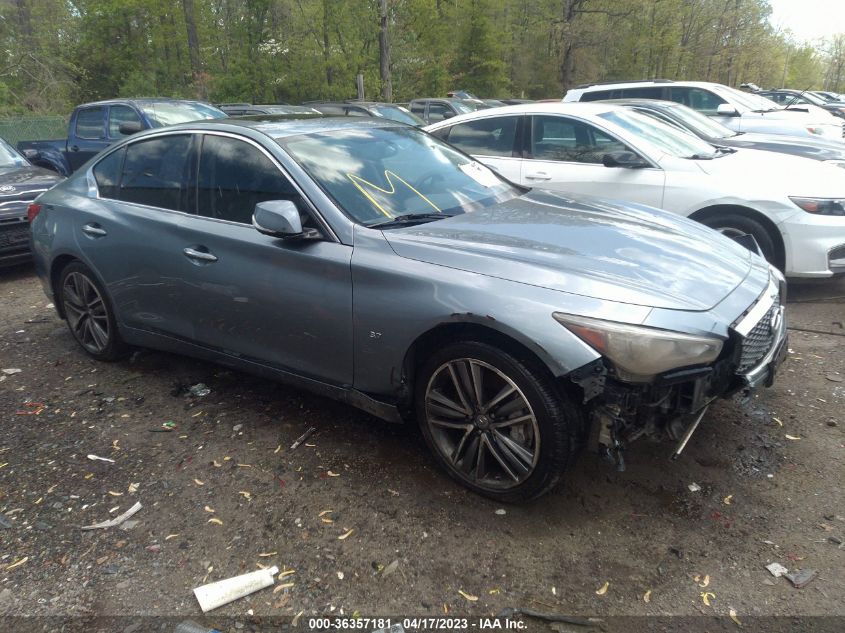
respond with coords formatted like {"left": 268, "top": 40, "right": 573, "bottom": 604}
{"left": 1, "top": 263, "right": 843, "bottom": 633}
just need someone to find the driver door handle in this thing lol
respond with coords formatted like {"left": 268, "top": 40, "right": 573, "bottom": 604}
{"left": 183, "top": 247, "right": 218, "bottom": 263}
{"left": 525, "top": 172, "right": 552, "bottom": 181}
{"left": 82, "top": 223, "right": 107, "bottom": 237}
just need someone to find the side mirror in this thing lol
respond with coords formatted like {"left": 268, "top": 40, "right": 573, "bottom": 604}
{"left": 602, "top": 151, "right": 649, "bottom": 169}
{"left": 253, "top": 200, "right": 303, "bottom": 238}
{"left": 21, "top": 148, "right": 38, "bottom": 161}
{"left": 118, "top": 121, "right": 144, "bottom": 136}
{"left": 715, "top": 104, "right": 739, "bottom": 116}
{"left": 442, "top": 111, "right": 455, "bottom": 119}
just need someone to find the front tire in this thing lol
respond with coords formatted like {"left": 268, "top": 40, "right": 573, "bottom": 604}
{"left": 58, "top": 261, "right": 126, "bottom": 361}
{"left": 415, "top": 341, "right": 581, "bottom": 502}
{"left": 699, "top": 213, "right": 781, "bottom": 269}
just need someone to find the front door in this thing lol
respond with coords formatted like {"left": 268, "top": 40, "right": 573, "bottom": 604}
{"left": 435, "top": 114, "right": 524, "bottom": 183}
{"left": 176, "top": 133, "right": 353, "bottom": 385}
{"left": 519, "top": 114, "right": 665, "bottom": 208}
{"left": 69, "top": 106, "right": 111, "bottom": 171}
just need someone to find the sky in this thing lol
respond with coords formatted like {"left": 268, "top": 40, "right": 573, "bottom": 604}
{"left": 768, "top": 0, "right": 845, "bottom": 43}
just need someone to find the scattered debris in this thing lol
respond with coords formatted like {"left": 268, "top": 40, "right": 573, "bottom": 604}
{"left": 785, "top": 434, "right": 802, "bottom": 441}
{"left": 193, "top": 565, "right": 279, "bottom": 612}
{"left": 16, "top": 402, "right": 45, "bottom": 415}
{"left": 207, "top": 518, "right": 223, "bottom": 526}
{"left": 290, "top": 426, "right": 317, "bottom": 450}
{"left": 595, "top": 581, "right": 609, "bottom": 595}
{"left": 1, "top": 368, "right": 22, "bottom": 375}
{"left": 5, "top": 557, "right": 28, "bottom": 571}
{"left": 695, "top": 574, "right": 710, "bottom": 588}
{"left": 643, "top": 589, "right": 651, "bottom": 603}
{"left": 381, "top": 560, "right": 399, "bottom": 577}
{"left": 87, "top": 454, "right": 115, "bottom": 463}
{"left": 0, "top": 514, "right": 12, "bottom": 529}
{"left": 700, "top": 592, "right": 715, "bottom": 606}
{"left": 729, "top": 608, "right": 741, "bottom": 626}
{"left": 828, "top": 536, "right": 843, "bottom": 545}
{"left": 189, "top": 383, "right": 211, "bottom": 397}
{"left": 723, "top": 495, "right": 733, "bottom": 505}
{"left": 765, "top": 562, "right": 788, "bottom": 578}
{"left": 826, "top": 374, "right": 843, "bottom": 383}
{"left": 495, "top": 508, "right": 507, "bottom": 515}
{"left": 338, "top": 528, "right": 354, "bottom": 540}
{"left": 81, "top": 502, "right": 142, "bottom": 530}
{"left": 688, "top": 483, "right": 701, "bottom": 493}
{"left": 785, "top": 569, "right": 818, "bottom": 589}
{"left": 458, "top": 589, "right": 478, "bottom": 602}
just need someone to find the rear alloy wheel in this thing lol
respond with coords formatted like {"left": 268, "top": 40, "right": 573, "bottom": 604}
{"left": 59, "top": 262, "right": 126, "bottom": 361}
{"left": 699, "top": 213, "right": 780, "bottom": 269}
{"left": 416, "top": 341, "right": 581, "bottom": 502}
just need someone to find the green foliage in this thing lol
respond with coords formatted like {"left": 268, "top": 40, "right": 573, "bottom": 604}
{"left": 0, "top": 0, "right": 841, "bottom": 114}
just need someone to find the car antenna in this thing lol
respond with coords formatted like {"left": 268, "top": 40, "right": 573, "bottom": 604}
{"left": 783, "top": 85, "right": 811, "bottom": 109}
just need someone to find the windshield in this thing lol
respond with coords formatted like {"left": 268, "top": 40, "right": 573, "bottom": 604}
{"left": 369, "top": 105, "right": 426, "bottom": 126}
{"left": 716, "top": 86, "right": 779, "bottom": 111}
{"left": 279, "top": 126, "right": 520, "bottom": 226}
{"left": 786, "top": 91, "right": 826, "bottom": 106}
{"left": 141, "top": 102, "right": 227, "bottom": 127}
{"left": 0, "top": 139, "right": 28, "bottom": 167}
{"left": 663, "top": 103, "right": 736, "bottom": 139}
{"left": 598, "top": 109, "right": 718, "bottom": 159}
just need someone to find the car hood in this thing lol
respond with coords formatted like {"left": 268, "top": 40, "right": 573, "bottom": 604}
{"left": 721, "top": 133, "right": 845, "bottom": 160}
{"left": 383, "top": 191, "right": 753, "bottom": 311}
{"left": 693, "top": 148, "right": 845, "bottom": 197}
{"left": 0, "top": 164, "right": 63, "bottom": 190}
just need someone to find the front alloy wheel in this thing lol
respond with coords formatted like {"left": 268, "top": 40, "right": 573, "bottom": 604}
{"left": 416, "top": 341, "right": 581, "bottom": 502}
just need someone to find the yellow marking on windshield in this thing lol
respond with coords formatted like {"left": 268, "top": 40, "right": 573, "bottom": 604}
{"left": 347, "top": 170, "right": 441, "bottom": 218}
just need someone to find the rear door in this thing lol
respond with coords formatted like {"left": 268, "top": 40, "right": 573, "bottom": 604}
{"left": 78, "top": 134, "right": 198, "bottom": 338}
{"left": 69, "top": 106, "right": 111, "bottom": 171}
{"left": 434, "top": 114, "right": 524, "bottom": 183}
{"left": 519, "top": 114, "right": 665, "bottom": 207}
{"left": 175, "top": 132, "right": 353, "bottom": 384}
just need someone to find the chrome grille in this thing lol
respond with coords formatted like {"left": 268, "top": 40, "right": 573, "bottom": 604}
{"left": 737, "top": 302, "right": 778, "bottom": 373}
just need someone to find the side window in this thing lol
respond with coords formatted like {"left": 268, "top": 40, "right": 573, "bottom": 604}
{"left": 315, "top": 104, "right": 346, "bottom": 115}
{"left": 120, "top": 135, "right": 193, "bottom": 211}
{"left": 197, "top": 135, "right": 305, "bottom": 225}
{"left": 92, "top": 147, "right": 125, "bottom": 199}
{"left": 345, "top": 107, "right": 369, "bottom": 117}
{"left": 410, "top": 102, "right": 426, "bottom": 115}
{"left": 427, "top": 103, "right": 451, "bottom": 122}
{"left": 580, "top": 89, "right": 613, "bottom": 102}
{"left": 669, "top": 87, "right": 727, "bottom": 115}
{"left": 109, "top": 105, "right": 143, "bottom": 137}
{"left": 428, "top": 127, "right": 450, "bottom": 141}
{"left": 75, "top": 107, "right": 106, "bottom": 139}
{"left": 621, "top": 87, "right": 664, "bottom": 99}
{"left": 635, "top": 109, "right": 687, "bottom": 132}
{"left": 443, "top": 116, "right": 519, "bottom": 157}
{"left": 530, "top": 115, "right": 629, "bottom": 164}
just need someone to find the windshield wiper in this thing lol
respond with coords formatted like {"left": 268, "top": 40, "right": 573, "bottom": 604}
{"left": 687, "top": 152, "right": 718, "bottom": 160}
{"left": 369, "top": 213, "right": 451, "bottom": 229}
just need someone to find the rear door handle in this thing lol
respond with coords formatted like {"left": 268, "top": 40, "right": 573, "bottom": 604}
{"left": 525, "top": 172, "right": 552, "bottom": 181}
{"left": 70, "top": 145, "right": 80, "bottom": 152}
{"left": 183, "top": 247, "right": 218, "bottom": 263}
{"left": 82, "top": 223, "right": 107, "bottom": 237}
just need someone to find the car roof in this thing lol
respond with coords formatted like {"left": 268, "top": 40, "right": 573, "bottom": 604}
{"left": 601, "top": 98, "right": 682, "bottom": 109}
{"left": 80, "top": 97, "right": 215, "bottom": 107}
{"left": 410, "top": 97, "right": 467, "bottom": 104}
{"left": 574, "top": 80, "right": 725, "bottom": 92}
{"left": 424, "top": 102, "right": 625, "bottom": 125}
{"left": 158, "top": 116, "right": 406, "bottom": 139}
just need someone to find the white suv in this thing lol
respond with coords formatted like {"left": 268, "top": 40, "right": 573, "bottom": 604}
{"left": 563, "top": 80, "right": 844, "bottom": 142}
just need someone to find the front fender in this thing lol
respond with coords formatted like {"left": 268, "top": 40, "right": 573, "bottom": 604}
{"left": 30, "top": 148, "right": 71, "bottom": 177}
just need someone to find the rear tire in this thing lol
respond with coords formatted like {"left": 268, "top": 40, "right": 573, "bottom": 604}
{"left": 58, "top": 261, "right": 127, "bottom": 361}
{"left": 699, "top": 213, "right": 781, "bottom": 269}
{"left": 415, "top": 340, "right": 582, "bottom": 502}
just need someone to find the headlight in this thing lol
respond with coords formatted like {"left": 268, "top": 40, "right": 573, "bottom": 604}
{"left": 789, "top": 196, "right": 845, "bottom": 216}
{"left": 823, "top": 160, "right": 845, "bottom": 170}
{"left": 553, "top": 313, "right": 724, "bottom": 383}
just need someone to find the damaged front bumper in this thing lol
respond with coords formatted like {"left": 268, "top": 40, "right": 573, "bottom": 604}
{"left": 570, "top": 274, "right": 788, "bottom": 468}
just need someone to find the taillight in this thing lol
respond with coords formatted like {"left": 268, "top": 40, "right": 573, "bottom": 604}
{"left": 26, "top": 203, "right": 41, "bottom": 223}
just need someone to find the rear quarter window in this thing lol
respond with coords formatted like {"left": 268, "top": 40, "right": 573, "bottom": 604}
{"left": 92, "top": 147, "right": 125, "bottom": 199}
{"left": 75, "top": 107, "right": 106, "bottom": 139}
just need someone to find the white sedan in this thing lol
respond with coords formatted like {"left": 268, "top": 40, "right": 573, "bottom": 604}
{"left": 425, "top": 102, "right": 845, "bottom": 278}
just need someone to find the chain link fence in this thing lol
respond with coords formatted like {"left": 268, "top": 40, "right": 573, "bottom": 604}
{"left": 0, "top": 116, "right": 69, "bottom": 147}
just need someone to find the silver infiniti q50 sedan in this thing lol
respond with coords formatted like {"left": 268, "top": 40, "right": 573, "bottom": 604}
{"left": 27, "top": 118, "right": 788, "bottom": 502}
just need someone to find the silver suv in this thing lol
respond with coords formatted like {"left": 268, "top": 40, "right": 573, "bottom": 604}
{"left": 564, "top": 80, "right": 844, "bottom": 141}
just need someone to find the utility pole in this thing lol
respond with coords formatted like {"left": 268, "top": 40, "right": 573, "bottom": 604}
{"left": 379, "top": 0, "right": 393, "bottom": 102}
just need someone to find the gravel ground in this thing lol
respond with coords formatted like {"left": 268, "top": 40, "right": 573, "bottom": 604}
{"left": 1, "top": 263, "right": 843, "bottom": 633}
